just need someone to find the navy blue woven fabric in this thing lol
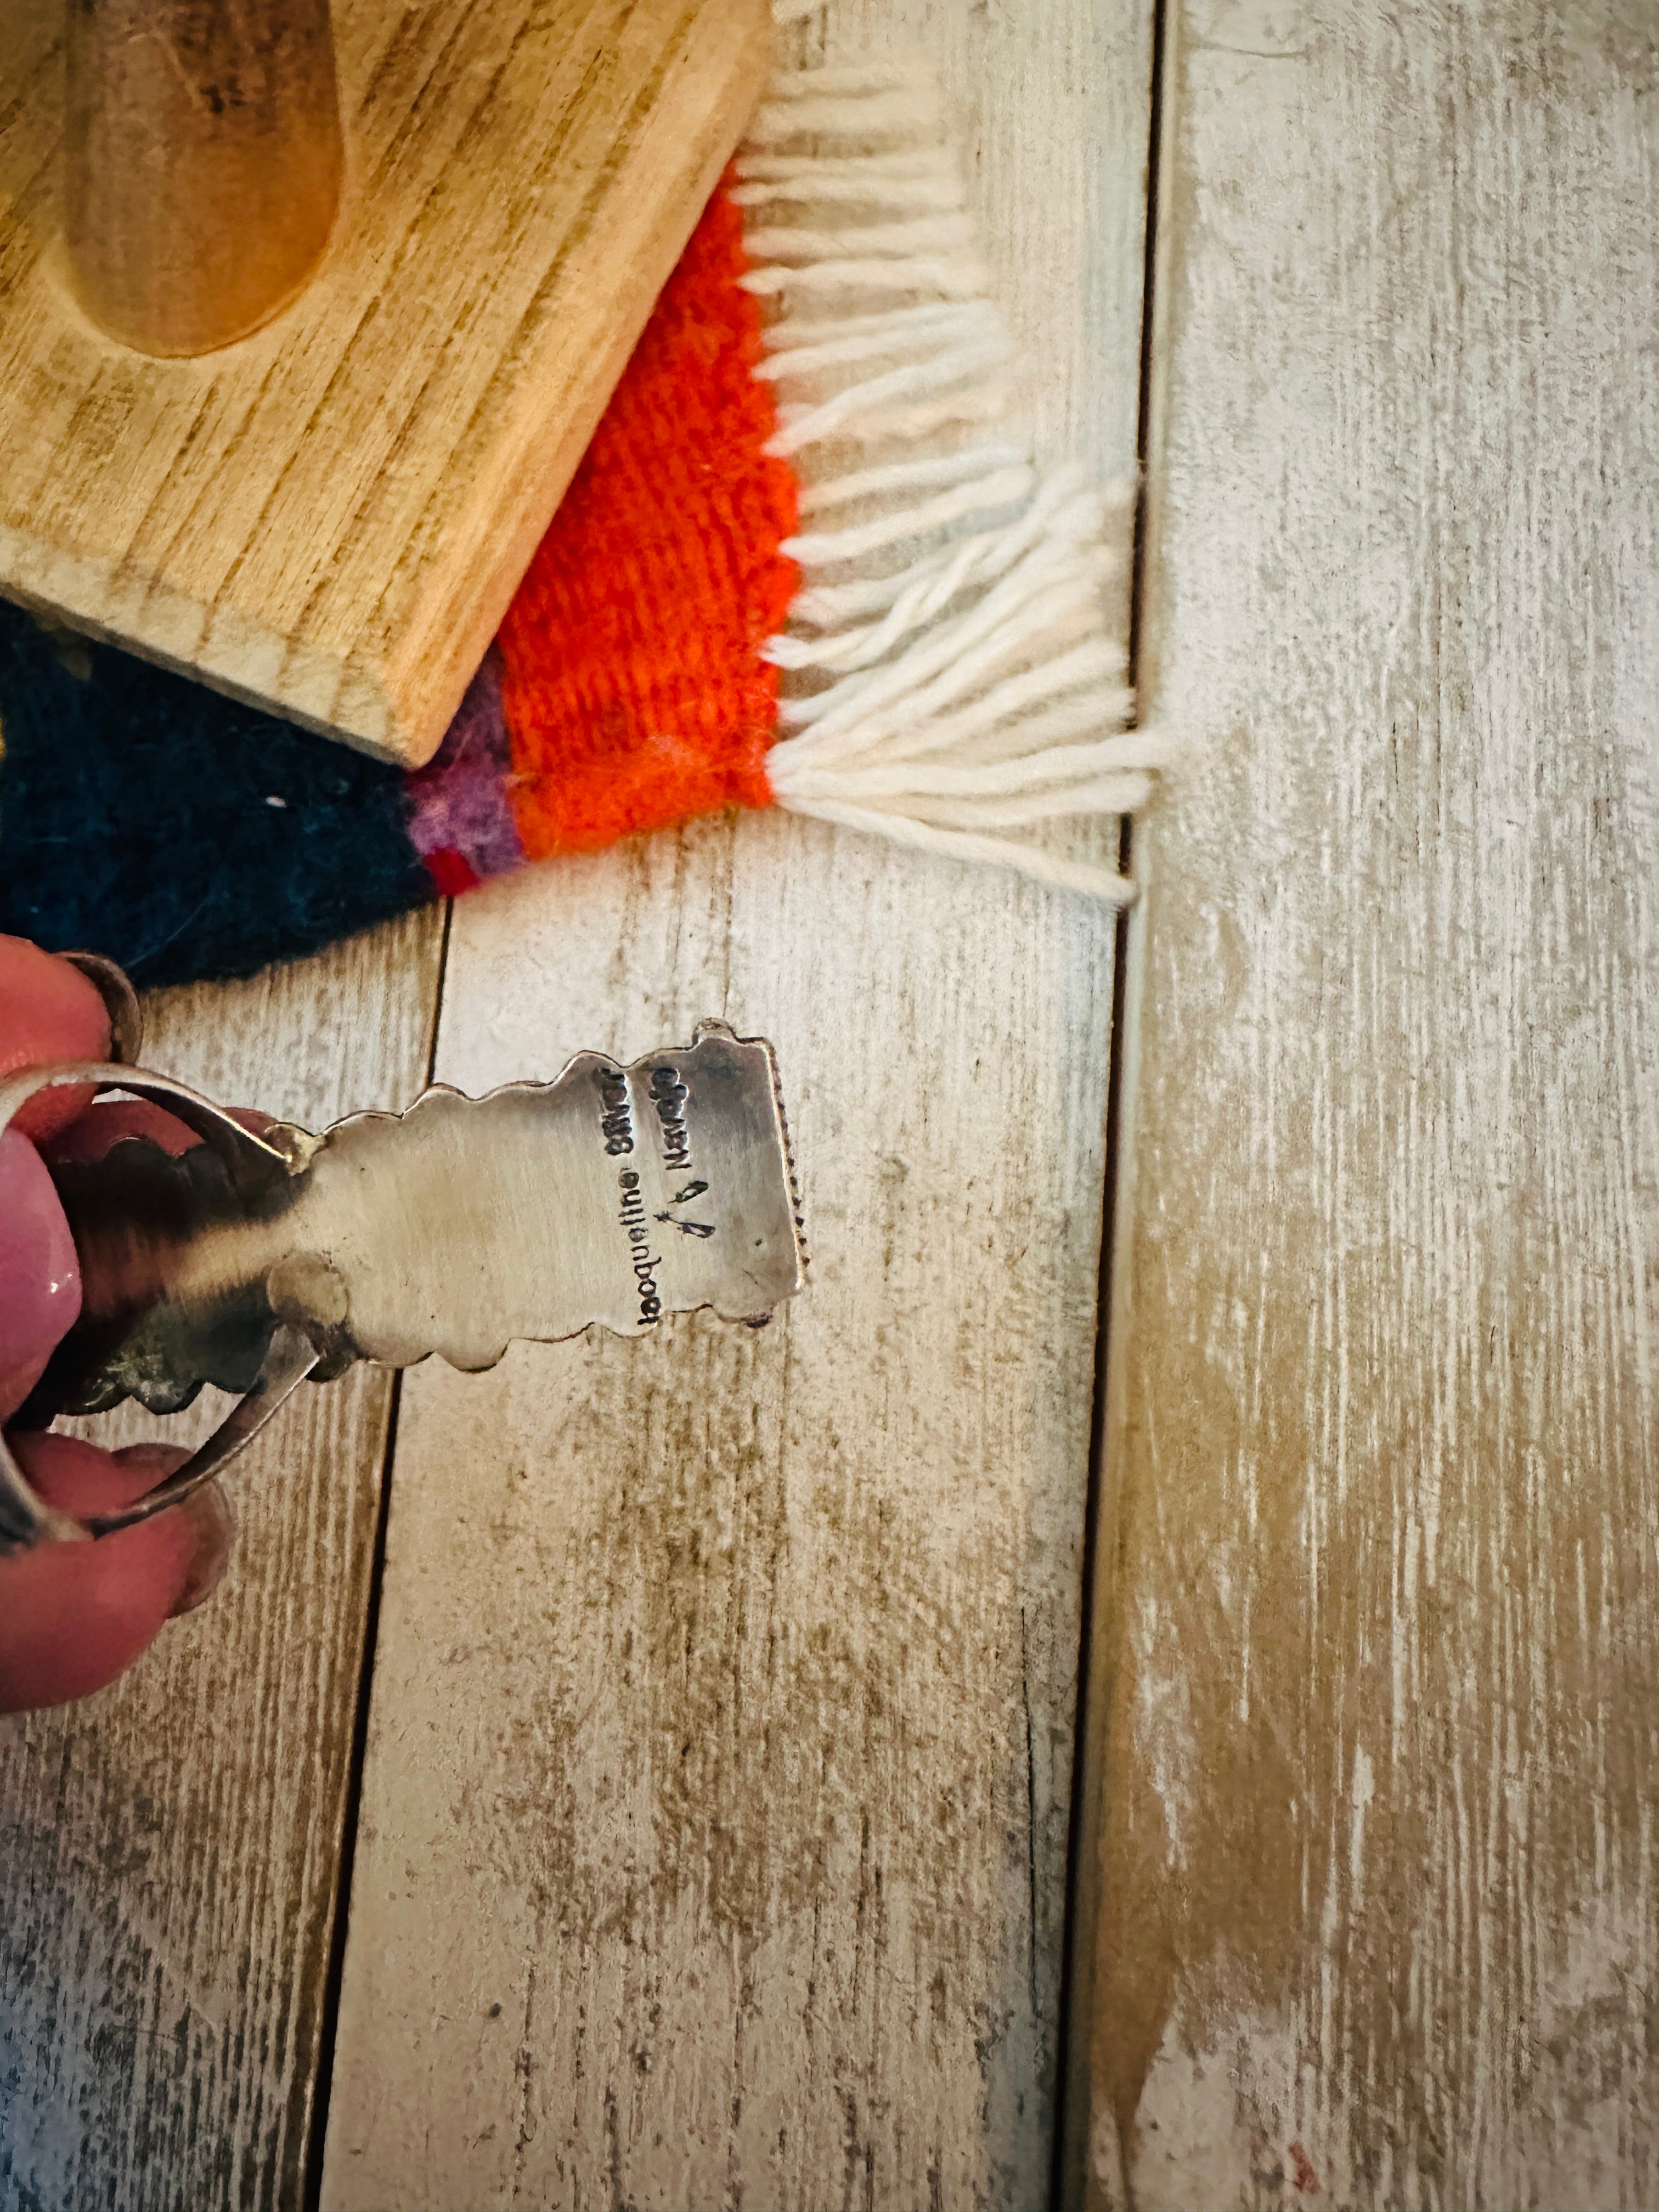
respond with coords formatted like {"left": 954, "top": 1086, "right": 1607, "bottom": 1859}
{"left": 0, "top": 602, "right": 433, "bottom": 989}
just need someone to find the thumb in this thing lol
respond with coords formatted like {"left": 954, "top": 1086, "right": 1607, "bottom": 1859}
{"left": 0, "top": 1438, "right": 233, "bottom": 1712}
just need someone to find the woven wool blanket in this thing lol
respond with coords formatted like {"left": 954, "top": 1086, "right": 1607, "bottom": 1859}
{"left": 0, "top": 59, "right": 1167, "bottom": 989}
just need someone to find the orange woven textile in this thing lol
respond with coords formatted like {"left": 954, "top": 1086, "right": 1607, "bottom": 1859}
{"left": 497, "top": 182, "right": 799, "bottom": 860}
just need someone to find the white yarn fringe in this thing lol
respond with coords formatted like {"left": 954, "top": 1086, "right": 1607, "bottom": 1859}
{"left": 741, "top": 56, "right": 1160, "bottom": 904}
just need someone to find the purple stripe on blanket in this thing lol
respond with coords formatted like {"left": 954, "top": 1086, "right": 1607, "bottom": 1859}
{"left": 404, "top": 649, "right": 525, "bottom": 887}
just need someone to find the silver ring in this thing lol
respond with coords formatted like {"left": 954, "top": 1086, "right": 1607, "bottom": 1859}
{"left": 0, "top": 1062, "right": 315, "bottom": 1554}
{"left": 58, "top": 951, "right": 144, "bottom": 1066}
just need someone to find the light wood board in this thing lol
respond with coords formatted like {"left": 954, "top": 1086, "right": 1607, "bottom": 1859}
{"left": 317, "top": 3, "right": 1154, "bottom": 2203}
{"left": 0, "top": 911, "right": 444, "bottom": 2212}
{"left": 1073, "top": 2, "right": 1659, "bottom": 2206}
{"left": 0, "top": 0, "right": 769, "bottom": 764}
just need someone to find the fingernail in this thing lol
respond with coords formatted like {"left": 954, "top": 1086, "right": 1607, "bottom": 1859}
{"left": 0, "top": 1128, "right": 81, "bottom": 1419}
{"left": 168, "top": 1481, "right": 235, "bottom": 1617}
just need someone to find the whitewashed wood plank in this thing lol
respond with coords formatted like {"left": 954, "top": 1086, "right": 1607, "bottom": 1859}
{"left": 0, "top": 909, "right": 444, "bottom": 2212}
{"left": 1075, "top": 4, "right": 1659, "bottom": 2206}
{"left": 320, "top": 3, "right": 1154, "bottom": 2202}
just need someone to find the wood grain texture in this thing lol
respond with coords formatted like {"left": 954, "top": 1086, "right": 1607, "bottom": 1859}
{"left": 0, "top": 910, "right": 444, "bottom": 2212}
{"left": 318, "top": 6, "right": 1153, "bottom": 2203}
{"left": 1076, "top": 3, "right": 1659, "bottom": 2205}
{"left": 0, "top": 0, "right": 769, "bottom": 763}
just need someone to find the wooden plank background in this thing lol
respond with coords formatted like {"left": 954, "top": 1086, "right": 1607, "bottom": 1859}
{"left": 1073, "top": 2, "right": 1659, "bottom": 2207}
{"left": 318, "top": 4, "right": 1154, "bottom": 2204}
{"left": 0, "top": 2, "right": 1154, "bottom": 2207}
{"left": 0, "top": 912, "right": 444, "bottom": 2211}
{"left": 18, "top": 1, "right": 1651, "bottom": 2203}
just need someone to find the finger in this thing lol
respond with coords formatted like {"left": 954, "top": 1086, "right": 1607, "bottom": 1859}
{"left": 0, "top": 1437, "right": 234, "bottom": 1712}
{"left": 0, "top": 936, "right": 114, "bottom": 1143}
{"left": 47, "top": 1101, "right": 274, "bottom": 1165}
{"left": 46, "top": 1098, "right": 201, "bottom": 1163}
{"left": 0, "top": 1129, "right": 81, "bottom": 1421}
{"left": 31, "top": 1441, "right": 235, "bottom": 1619}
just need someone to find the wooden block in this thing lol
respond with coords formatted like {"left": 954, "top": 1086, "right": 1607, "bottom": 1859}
{"left": 0, "top": 0, "right": 771, "bottom": 765}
